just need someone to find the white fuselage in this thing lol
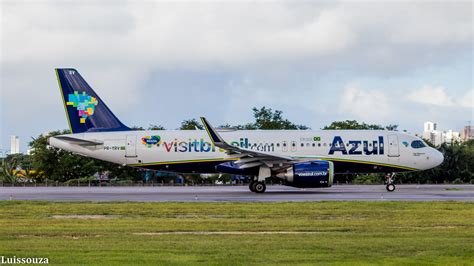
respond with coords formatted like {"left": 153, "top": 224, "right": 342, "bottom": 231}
{"left": 49, "top": 129, "right": 444, "bottom": 173}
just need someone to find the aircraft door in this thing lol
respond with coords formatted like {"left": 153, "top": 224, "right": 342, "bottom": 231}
{"left": 387, "top": 135, "right": 400, "bottom": 157}
{"left": 125, "top": 135, "right": 138, "bottom": 158}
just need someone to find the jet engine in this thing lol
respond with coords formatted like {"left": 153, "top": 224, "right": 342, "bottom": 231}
{"left": 276, "top": 161, "right": 334, "bottom": 188}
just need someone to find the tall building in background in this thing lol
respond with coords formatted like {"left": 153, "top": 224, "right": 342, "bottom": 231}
{"left": 10, "top": 135, "right": 20, "bottom": 154}
{"left": 423, "top": 121, "right": 441, "bottom": 145}
{"left": 424, "top": 121, "right": 436, "bottom": 132}
{"left": 430, "top": 131, "right": 446, "bottom": 146}
{"left": 461, "top": 125, "right": 473, "bottom": 141}
{"left": 423, "top": 121, "right": 437, "bottom": 142}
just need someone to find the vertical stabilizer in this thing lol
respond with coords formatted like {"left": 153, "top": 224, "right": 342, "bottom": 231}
{"left": 55, "top": 68, "right": 130, "bottom": 133}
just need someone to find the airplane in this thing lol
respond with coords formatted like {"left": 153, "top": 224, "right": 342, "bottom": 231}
{"left": 49, "top": 68, "right": 444, "bottom": 193}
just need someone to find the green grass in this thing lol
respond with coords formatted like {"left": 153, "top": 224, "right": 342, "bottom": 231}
{"left": 0, "top": 201, "right": 473, "bottom": 265}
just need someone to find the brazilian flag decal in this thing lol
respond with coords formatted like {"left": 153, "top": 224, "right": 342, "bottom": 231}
{"left": 314, "top": 136, "right": 321, "bottom": 141}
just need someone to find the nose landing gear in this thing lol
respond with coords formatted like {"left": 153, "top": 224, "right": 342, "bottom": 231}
{"left": 385, "top": 173, "right": 396, "bottom": 192}
{"left": 386, "top": 183, "right": 396, "bottom": 192}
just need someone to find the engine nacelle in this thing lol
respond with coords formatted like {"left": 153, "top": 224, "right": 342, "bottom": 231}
{"left": 277, "top": 161, "right": 334, "bottom": 188}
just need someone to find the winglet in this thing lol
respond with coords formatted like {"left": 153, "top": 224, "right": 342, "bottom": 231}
{"left": 200, "top": 117, "right": 293, "bottom": 161}
{"left": 200, "top": 117, "right": 226, "bottom": 145}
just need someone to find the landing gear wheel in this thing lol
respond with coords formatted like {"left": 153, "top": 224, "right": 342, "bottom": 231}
{"left": 254, "top": 182, "right": 266, "bottom": 193}
{"left": 249, "top": 181, "right": 256, "bottom": 192}
{"left": 384, "top": 173, "right": 396, "bottom": 192}
{"left": 386, "top": 183, "right": 396, "bottom": 192}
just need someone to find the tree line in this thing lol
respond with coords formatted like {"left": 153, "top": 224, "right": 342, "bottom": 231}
{"left": 1, "top": 107, "right": 473, "bottom": 185}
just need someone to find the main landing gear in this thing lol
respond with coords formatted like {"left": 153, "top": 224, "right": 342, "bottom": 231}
{"left": 385, "top": 173, "right": 396, "bottom": 192}
{"left": 249, "top": 180, "right": 266, "bottom": 193}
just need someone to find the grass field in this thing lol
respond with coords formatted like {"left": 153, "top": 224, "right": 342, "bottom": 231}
{"left": 0, "top": 201, "right": 473, "bottom": 265}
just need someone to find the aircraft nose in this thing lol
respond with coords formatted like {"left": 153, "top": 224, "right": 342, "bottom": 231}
{"left": 432, "top": 150, "right": 444, "bottom": 167}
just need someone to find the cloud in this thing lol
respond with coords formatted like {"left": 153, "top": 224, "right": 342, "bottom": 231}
{"left": 337, "top": 84, "right": 473, "bottom": 133}
{"left": 459, "top": 89, "right": 474, "bottom": 109}
{"left": 0, "top": 1, "right": 472, "bottom": 151}
{"left": 407, "top": 85, "right": 455, "bottom": 106}
{"left": 1, "top": 1, "right": 472, "bottom": 71}
{"left": 407, "top": 85, "right": 473, "bottom": 108}
{"left": 338, "top": 86, "right": 390, "bottom": 122}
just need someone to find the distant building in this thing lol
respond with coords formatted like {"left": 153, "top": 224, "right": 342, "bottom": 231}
{"left": 424, "top": 121, "right": 436, "bottom": 132}
{"left": 423, "top": 122, "right": 441, "bottom": 145}
{"left": 422, "top": 122, "right": 437, "bottom": 142}
{"left": 445, "top": 130, "right": 461, "bottom": 144}
{"left": 10, "top": 136, "right": 20, "bottom": 154}
{"left": 461, "top": 126, "right": 473, "bottom": 141}
{"left": 422, "top": 122, "right": 460, "bottom": 146}
{"left": 431, "top": 131, "right": 445, "bottom": 146}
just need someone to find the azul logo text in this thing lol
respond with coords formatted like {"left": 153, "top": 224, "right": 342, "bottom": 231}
{"left": 329, "top": 136, "right": 384, "bottom": 155}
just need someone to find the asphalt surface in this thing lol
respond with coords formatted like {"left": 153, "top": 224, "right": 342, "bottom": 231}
{"left": 0, "top": 184, "right": 473, "bottom": 202}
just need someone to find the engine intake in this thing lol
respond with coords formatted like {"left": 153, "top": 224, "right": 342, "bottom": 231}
{"left": 277, "top": 160, "right": 334, "bottom": 188}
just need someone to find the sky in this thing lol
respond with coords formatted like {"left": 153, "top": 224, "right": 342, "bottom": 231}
{"left": 0, "top": 0, "right": 473, "bottom": 152}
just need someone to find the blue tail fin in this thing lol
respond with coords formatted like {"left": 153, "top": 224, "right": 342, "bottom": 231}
{"left": 55, "top": 68, "right": 130, "bottom": 134}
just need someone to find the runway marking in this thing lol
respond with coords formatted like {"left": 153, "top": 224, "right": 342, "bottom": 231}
{"left": 134, "top": 231, "right": 322, "bottom": 236}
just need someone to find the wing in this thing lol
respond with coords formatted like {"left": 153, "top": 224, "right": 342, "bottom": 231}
{"left": 200, "top": 117, "right": 297, "bottom": 178}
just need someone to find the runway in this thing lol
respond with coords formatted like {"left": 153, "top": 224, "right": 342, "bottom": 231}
{"left": 0, "top": 184, "right": 473, "bottom": 202}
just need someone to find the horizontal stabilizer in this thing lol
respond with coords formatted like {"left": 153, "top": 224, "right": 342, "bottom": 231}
{"left": 53, "top": 135, "right": 103, "bottom": 146}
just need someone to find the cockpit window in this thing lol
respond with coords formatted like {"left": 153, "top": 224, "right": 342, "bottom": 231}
{"left": 411, "top": 140, "right": 426, "bottom": 149}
